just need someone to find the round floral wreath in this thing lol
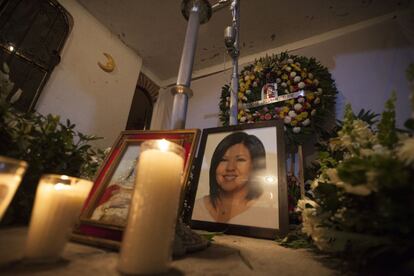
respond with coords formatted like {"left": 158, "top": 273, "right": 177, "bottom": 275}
{"left": 219, "top": 53, "right": 338, "bottom": 145}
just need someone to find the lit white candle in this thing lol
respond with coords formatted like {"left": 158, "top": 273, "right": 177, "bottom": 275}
{"left": 0, "top": 156, "right": 27, "bottom": 220}
{"left": 118, "top": 139, "right": 185, "bottom": 275}
{"left": 24, "top": 174, "right": 93, "bottom": 260}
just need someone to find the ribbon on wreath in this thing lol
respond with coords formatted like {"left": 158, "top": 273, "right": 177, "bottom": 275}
{"left": 242, "top": 90, "right": 305, "bottom": 109}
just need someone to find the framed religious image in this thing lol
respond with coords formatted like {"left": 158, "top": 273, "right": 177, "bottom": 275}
{"left": 190, "top": 121, "right": 288, "bottom": 239}
{"left": 71, "top": 129, "right": 200, "bottom": 249}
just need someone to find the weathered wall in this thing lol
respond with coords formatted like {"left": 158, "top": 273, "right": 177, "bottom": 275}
{"left": 37, "top": 0, "right": 142, "bottom": 148}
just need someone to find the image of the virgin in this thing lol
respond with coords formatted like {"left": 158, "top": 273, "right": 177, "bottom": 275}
{"left": 91, "top": 145, "right": 140, "bottom": 226}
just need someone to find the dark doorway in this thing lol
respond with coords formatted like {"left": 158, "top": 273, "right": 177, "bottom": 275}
{"left": 125, "top": 73, "right": 159, "bottom": 130}
{"left": 126, "top": 86, "right": 153, "bottom": 130}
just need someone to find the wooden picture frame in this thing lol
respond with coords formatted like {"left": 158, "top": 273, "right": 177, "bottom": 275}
{"left": 189, "top": 121, "right": 288, "bottom": 239}
{"left": 71, "top": 129, "right": 200, "bottom": 249}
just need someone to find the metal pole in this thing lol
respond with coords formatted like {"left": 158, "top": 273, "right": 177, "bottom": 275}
{"left": 176, "top": 6, "right": 200, "bottom": 87}
{"left": 170, "top": 90, "right": 190, "bottom": 130}
{"left": 228, "top": 0, "right": 240, "bottom": 126}
{"left": 170, "top": 0, "right": 212, "bottom": 130}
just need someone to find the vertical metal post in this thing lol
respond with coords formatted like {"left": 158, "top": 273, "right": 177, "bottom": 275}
{"left": 170, "top": 0, "right": 212, "bottom": 130}
{"left": 228, "top": 0, "right": 240, "bottom": 126}
{"left": 170, "top": 90, "right": 190, "bottom": 130}
{"left": 176, "top": 5, "right": 200, "bottom": 87}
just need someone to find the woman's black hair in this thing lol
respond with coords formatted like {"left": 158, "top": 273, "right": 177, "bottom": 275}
{"left": 209, "top": 132, "right": 266, "bottom": 208}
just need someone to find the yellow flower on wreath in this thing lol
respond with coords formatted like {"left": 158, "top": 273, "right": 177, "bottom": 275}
{"left": 306, "top": 92, "right": 315, "bottom": 101}
{"left": 290, "top": 63, "right": 301, "bottom": 71}
{"left": 237, "top": 110, "right": 245, "bottom": 120}
{"left": 239, "top": 84, "right": 246, "bottom": 93}
{"left": 254, "top": 63, "right": 263, "bottom": 73}
{"left": 298, "top": 112, "right": 308, "bottom": 121}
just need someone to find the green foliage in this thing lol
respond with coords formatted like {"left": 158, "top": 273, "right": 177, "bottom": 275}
{"left": 406, "top": 64, "right": 414, "bottom": 131}
{"left": 337, "top": 157, "right": 371, "bottom": 185}
{"left": 296, "top": 88, "right": 414, "bottom": 273}
{"left": 286, "top": 173, "right": 302, "bottom": 224}
{"left": 354, "top": 108, "right": 379, "bottom": 126}
{"left": 305, "top": 106, "right": 378, "bottom": 182}
{"left": 341, "top": 104, "right": 355, "bottom": 134}
{"left": 0, "top": 63, "right": 104, "bottom": 225}
{"left": 406, "top": 63, "right": 414, "bottom": 82}
{"left": 219, "top": 84, "right": 230, "bottom": 126}
{"left": 405, "top": 118, "right": 414, "bottom": 131}
{"left": 198, "top": 231, "right": 223, "bottom": 242}
{"left": 277, "top": 225, "right": 314, "bottom": 249}
{"left": 284, "top": 63, "right": 414, "bottom": 274}
{"left": 377, "top": 92, "right": 398, "bottom": 148}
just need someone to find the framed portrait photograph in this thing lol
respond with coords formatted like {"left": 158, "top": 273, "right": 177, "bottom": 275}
{"left": 71, "top": 129, "right": 200, "bottom": 249}
{"left": 190, "top": 121, "right": 288, "bottom": 239}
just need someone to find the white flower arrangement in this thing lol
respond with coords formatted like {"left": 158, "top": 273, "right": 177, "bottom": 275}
{"left": 284, "top": 116, "right": 292, "bottom": 124}
{"left": 297, "top": 88, "right": 414, "bottom": 269}
{"left": 397, "top": 137, "right": 414, "bottom": 166}
{"left": 302, "top": 118, "right": 311, "bottom": 126}
{"left": 288, "top": 110, "right": 297, "bottom": 118}
{"left": 294, "top": 103, "right": 302, "bottom": 111}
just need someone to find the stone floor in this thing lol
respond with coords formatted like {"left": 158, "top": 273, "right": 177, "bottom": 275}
{"left": 0, "top": 227, "right": 337, "bottom": 275}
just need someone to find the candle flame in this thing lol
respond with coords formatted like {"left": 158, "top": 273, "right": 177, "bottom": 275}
{"left": 54, "top": 183, "right": 71, "bottom": 191}
{"left": 158, "top": 139, "right": 169, "bottom": 152}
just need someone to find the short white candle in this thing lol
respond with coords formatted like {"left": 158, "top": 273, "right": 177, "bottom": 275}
{"left": 24, "top": 174, "right": 93, "bottom": 260}
{"left": 0, "top": 156, "right": 27, "bottom": 220}
{"left": 118, "top": 139, "right": 185, "bottom": 275}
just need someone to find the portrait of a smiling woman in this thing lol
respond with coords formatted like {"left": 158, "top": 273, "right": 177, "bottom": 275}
{"left": 192, "top": 129, "right": 280, "bottom": 230}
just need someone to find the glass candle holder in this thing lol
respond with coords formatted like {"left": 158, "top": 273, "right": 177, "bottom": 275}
{"left": 118, "top": 139, "right": 185, "bottom": 275}
{"left": 24, "top": 174, "right": 93, "bottom": 261}
{"left": 0, "top": 156, "right": 28, "bottom": 221}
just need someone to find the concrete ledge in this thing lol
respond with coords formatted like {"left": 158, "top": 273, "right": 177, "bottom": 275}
{"left": 0, "top": 227, "right": 335, "bottom": 275}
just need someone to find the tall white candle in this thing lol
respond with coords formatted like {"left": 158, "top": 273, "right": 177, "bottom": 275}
{"left": 25, "top": 174, "right": 93, "bottom": 260}
{"left": 0, "top": 156, "right": 27, "bottom": 220}
{"left": 118, "top": 139, "right": 185, "bottom": 275}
